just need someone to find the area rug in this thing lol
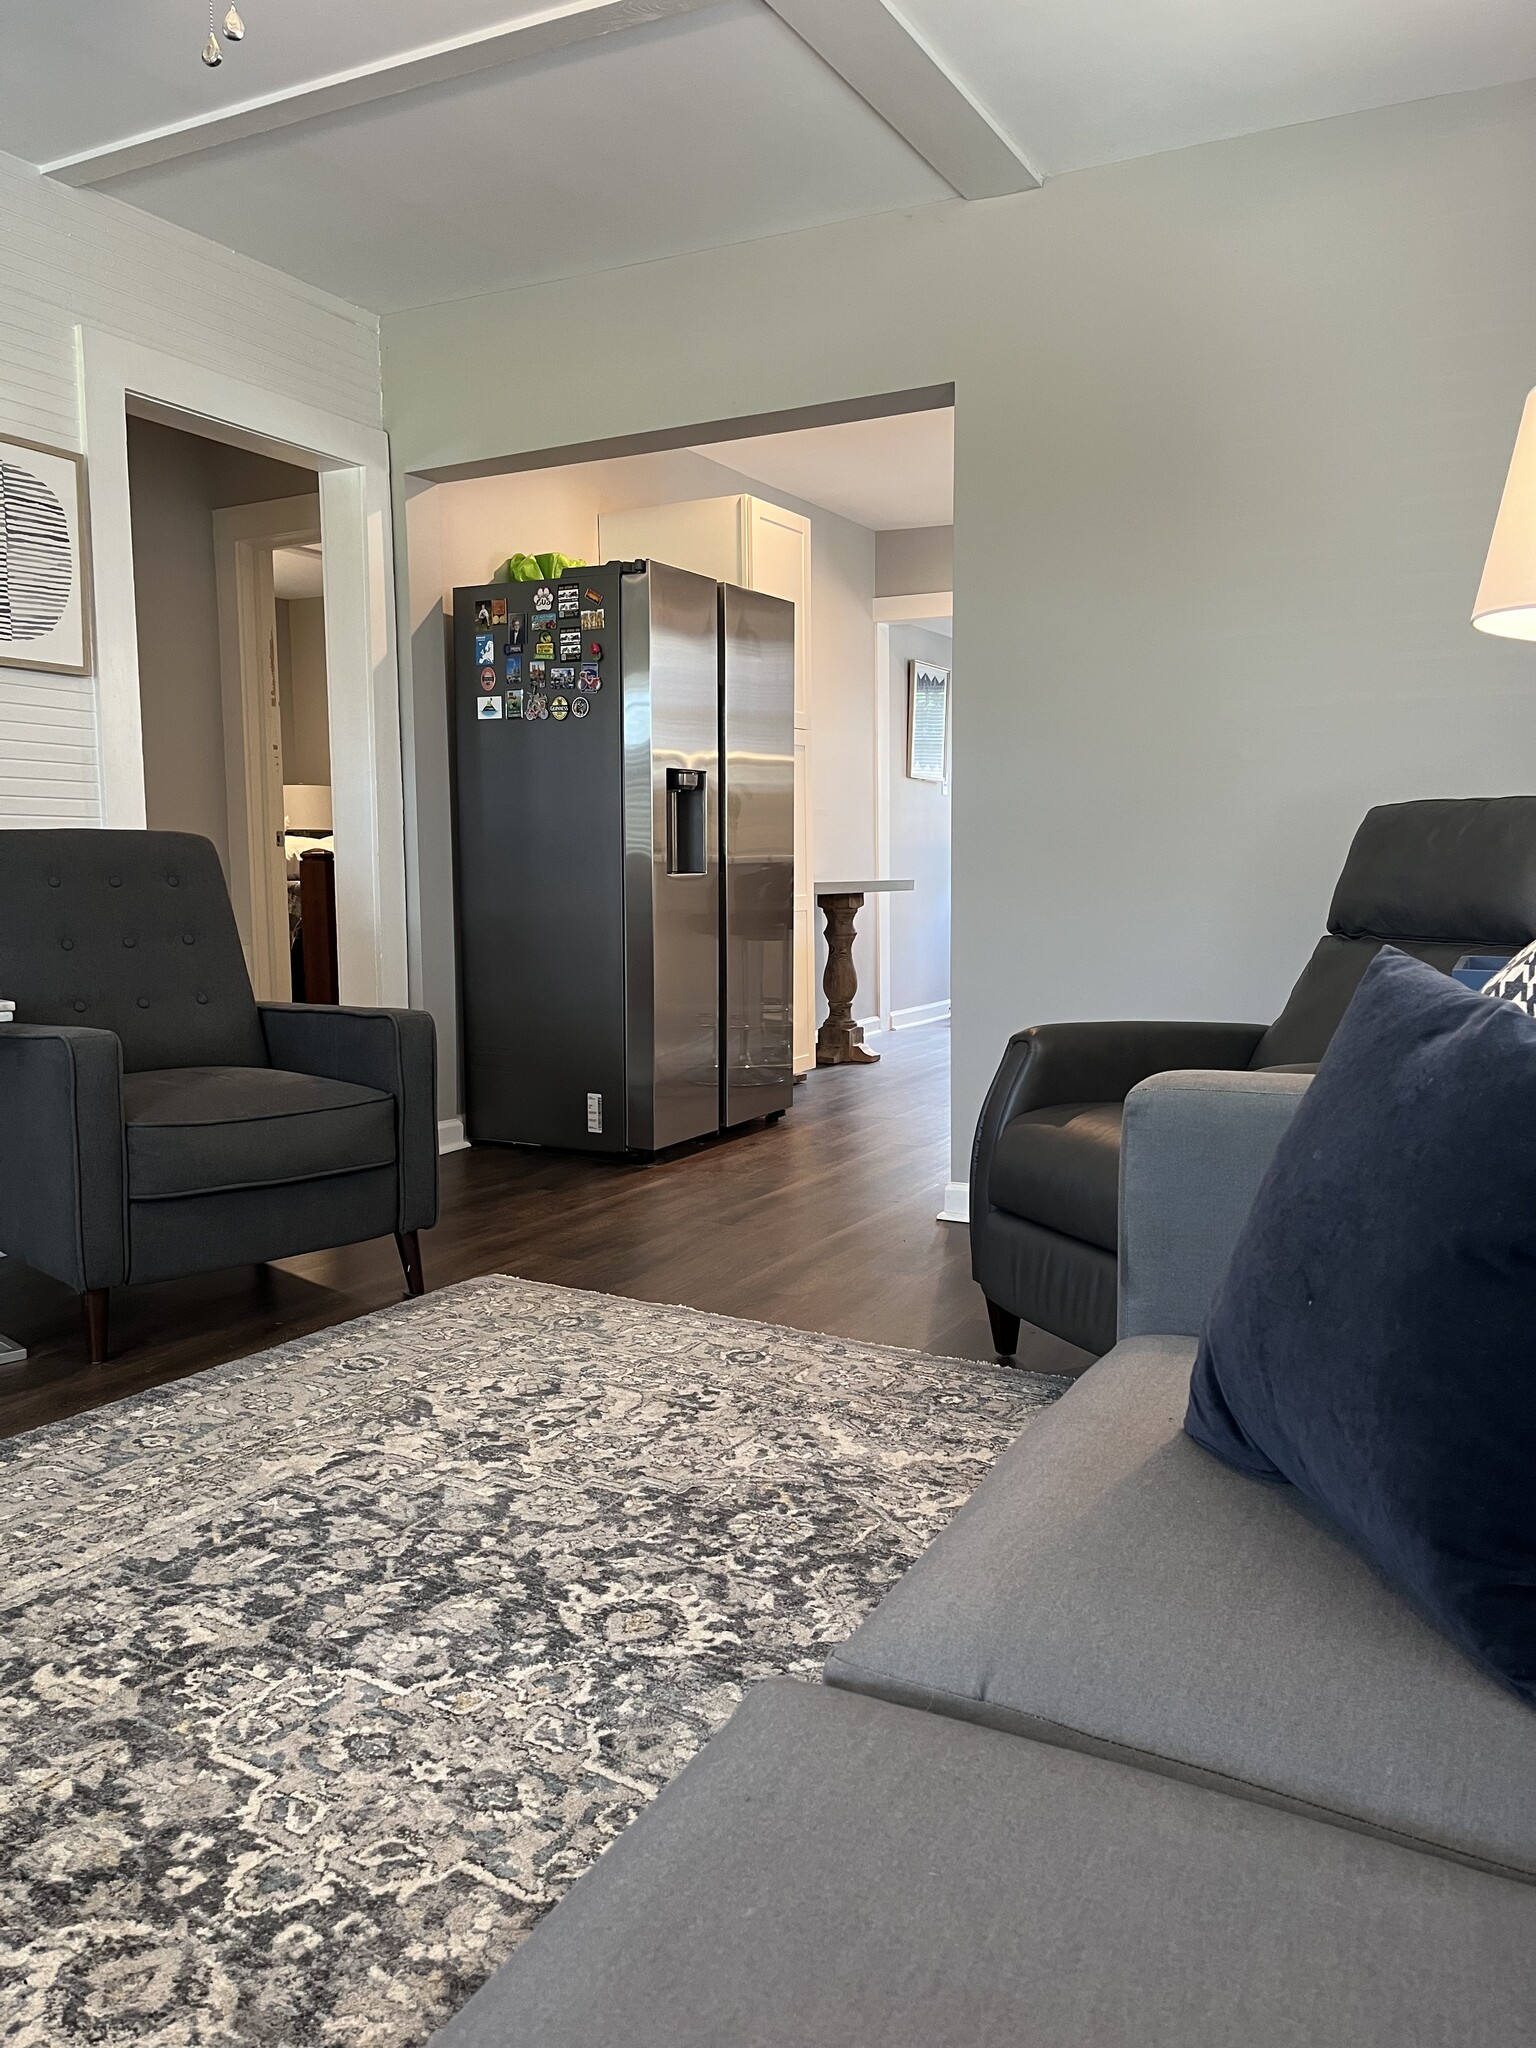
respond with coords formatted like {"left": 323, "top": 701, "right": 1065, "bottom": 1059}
{"left": 0, "top": 1276, "right": 1066, "bottom": 2047}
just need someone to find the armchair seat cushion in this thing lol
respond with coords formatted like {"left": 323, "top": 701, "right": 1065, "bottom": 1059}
{"left": 988, "top": 1101, "right": 1123, "bottom": 1250}
{"left": 123, "top": 1065, "right": 396, "bottom": 1201}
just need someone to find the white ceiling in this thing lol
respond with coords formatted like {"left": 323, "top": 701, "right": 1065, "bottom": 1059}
{"left": 2, "top": 0, "right": 1534, "bottom": 313}
{"left": 696, "top": 409, "right": 954, "bottom": 531}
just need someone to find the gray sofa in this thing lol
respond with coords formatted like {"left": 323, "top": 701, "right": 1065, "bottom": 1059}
{"left": 0, "top": 829, "right": 439, "bottom": 1361}
{"left": 432, "top": 1066, "right": 1536, "bottom": 2046}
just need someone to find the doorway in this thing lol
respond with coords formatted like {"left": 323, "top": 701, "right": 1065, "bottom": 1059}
{"left": 405, "top": 396, "right": 955, "bottom": 1126}
{"left": 125, "top": 415, "right": 335, "bottom": 1000}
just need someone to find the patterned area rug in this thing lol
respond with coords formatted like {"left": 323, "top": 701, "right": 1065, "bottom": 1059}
{"left": 0, "top": 1277, "right": 1065, "bottom": 2046}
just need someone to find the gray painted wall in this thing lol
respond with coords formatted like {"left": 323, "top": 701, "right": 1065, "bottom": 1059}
{"left": 876, "top": 527, "right": 953, "bottom": 599}
{"left": 383, "top": 80, "right": 1536, "bottom": 1182}
{"left": 888, "top": 624, "right": 952, "bottom": 1020}
{"left": 277, "top": 596, "right": 332, "bottom": 787}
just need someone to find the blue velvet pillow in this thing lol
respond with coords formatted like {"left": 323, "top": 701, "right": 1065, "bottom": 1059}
{"left": 1186, "top": 946, "right": 1536, "bottom": 1704}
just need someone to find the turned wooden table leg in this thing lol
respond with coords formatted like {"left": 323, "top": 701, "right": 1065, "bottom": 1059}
{"left": 816, "top": 892, "right": 879, "bottom": 1067}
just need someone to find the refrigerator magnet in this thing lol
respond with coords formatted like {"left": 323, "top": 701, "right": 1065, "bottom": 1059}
{"left": 474, "top": 633, "right": 495, "bottom": 665}
{"left": 580, "top": 608, "right": 604, "bottom": 631}
{"left": 479, "top": 667, "right": 497, "bottom": 690}
{"left": 578, "top": 665, "right": 601, "bottom": 692}
{"left": 507, "top": 615, "right": 524, "bottom": 649}
{"left": 526, "top": 691, "right": 548, "bottom": 720}
{"left": 557, "top": 585, "right": 580, "bottom": 616}
{"left": 534, "top": 632, "right": 555, "bottom": 660}
{"left": 474, "top": 601, "right": 492, "bottom": 628}
{"left": 506, "top": 690, "right": 524, "bottom": 718}
{"left": 532, "top": 585, "right": 554, "bottom": 610}
{"left": 551, "top": 696, "right": 569, "bottom": 721}
{"left": 477, "top": 697, "right": 503, "bottom": 720}
{"left": 584, "top": 586, "right": 603, "bottom": 605}
{"left": 531, "top": 610, "right": 555, "bottom": 629}
{"left": 490, "top": 598, "right": 508, "bottom": 625}
{"left": 570, "top": 694, "right": 590, "bottom": 719}
{"left": 550, "top": 666, "right": 576, "bottom": 686}
{"left": 586, "top": 640, "right": 602, "bottom": 660}
{"left": 558, "top": 629, "right": 582, "bottom": 660}
{"left": 527, "top": 661, "right": 547, "bottom": 683}
{"left": 506, "top": 653, "right": 522, "bottom": 681}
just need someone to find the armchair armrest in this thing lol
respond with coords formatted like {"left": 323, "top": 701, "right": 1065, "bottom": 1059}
{"left": 1117, "top": 1068, "right": 1312, "bottom": 1341}
{"left": 258, "top": 1004, "right": 439, "bottom": 1233}
{"left": 969, "top": 1019, "right": 1265, "bottom": 1224}
{"left": 0, "top": 1025, "right": 126, "bottom": 1292}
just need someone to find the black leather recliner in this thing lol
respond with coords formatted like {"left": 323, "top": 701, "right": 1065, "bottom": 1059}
{"left": 971, "top": 796, "right": 1536, "bottom": 1361}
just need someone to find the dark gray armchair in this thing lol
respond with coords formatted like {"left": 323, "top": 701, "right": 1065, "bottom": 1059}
{"left": 972, "top": 796, "right": 1536, "bottom": 1360}
{"left": 0, "top": 829, "right": 438, "bottom": 1362}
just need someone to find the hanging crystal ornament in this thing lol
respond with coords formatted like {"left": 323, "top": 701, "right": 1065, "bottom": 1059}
{"left": 202, "top": 0, "right": 222, "bottom": 64}
{"left": 223, "top": 7, "right": 246, "bottom": 40}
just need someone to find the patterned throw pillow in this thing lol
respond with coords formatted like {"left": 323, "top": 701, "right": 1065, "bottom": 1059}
{"left": 1482, "top": 941, "right": 1536, "bottom": 1017}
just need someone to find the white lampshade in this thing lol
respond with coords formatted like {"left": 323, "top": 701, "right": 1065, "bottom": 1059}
{"left": 1473, "top": 389, "right": 1536, "bottom": 640}
{"left": 283, "top": 783, "right": 333, "bottom": 833}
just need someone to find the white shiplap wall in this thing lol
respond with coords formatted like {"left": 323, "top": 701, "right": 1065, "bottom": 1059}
{"left": 0, "top": 147, "right": 383, "bottom": 828}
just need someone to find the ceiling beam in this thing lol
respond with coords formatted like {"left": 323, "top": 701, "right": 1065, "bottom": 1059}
{"left": 760, "top": 0, "right": 1039, "bottom": 199}
{"left": 43, "top": 0, "right": 716, "bottom": 187}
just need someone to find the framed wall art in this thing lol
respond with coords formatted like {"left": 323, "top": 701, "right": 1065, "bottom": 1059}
{"left": 0, "top": 433, "right": 91, "bottom": 676}
{"left": 907, "top": 659, "right": 949, "bottom": 782}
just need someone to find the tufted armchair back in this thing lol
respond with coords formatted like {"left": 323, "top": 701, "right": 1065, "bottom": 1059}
{"left": 0, "top": 830, "right": 269, "bottom": 1072}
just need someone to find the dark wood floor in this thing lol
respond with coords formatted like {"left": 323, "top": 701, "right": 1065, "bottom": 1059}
{"left": 0, "top": 1023, "right": 1087, "bottom": 1439}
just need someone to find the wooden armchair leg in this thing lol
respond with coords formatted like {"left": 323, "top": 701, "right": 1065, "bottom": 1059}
{"left": 985, "top": 1297, "right": 1020, "bottom": 1360}
{"left": 395, "top": 1230, "right": 426, "bottom": 1298}
{"left": 82, "top": 1288, "right": 110, "bottom": 1365}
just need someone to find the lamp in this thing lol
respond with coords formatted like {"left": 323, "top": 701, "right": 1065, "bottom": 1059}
{"left": 1473, "top": 389, "right": 1536, "bottom": 640}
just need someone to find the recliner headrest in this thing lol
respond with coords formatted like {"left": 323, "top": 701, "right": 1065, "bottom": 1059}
{"left": 1328, "top": 797, "right": 1536, "bottom": 946}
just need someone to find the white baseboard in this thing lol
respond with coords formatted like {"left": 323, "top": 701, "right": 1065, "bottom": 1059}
{"left": 938, "top": 1180, "right": 970, "bottom": 1224}
{"left": 891, "top": 1000, "right": 951, "bottom": 1031}
{"left": 855, "top": 1013, "right": 882, "bottom": 1038}
{"left": 438, "top": 1116, "right": 470, "bottom": 1154}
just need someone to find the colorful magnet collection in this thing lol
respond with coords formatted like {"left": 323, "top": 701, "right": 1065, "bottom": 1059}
{"left": 474, "top": 582, "right": 605, "bottom": 731}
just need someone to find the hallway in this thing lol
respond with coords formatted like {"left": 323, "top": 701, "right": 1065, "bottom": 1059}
{"left": 0, "top": 1024, "right": 1086, "bottom": 1438}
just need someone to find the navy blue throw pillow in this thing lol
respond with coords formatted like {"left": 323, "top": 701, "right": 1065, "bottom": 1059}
{"left": 1187, "top": 946, "right": 1536, "bottom": 1704}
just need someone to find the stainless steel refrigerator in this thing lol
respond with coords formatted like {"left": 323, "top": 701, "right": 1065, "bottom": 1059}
{"left": 451, "top": 559, "right": 794, "bottom": 1153}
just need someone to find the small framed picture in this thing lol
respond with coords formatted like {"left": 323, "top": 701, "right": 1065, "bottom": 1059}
{"left": 0, "top": 434, "right": 91, "bottom": 676}
{"left": 907, "top": 661, "right": 949, "bottom": 782}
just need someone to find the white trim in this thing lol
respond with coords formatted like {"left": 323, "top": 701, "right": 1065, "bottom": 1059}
{"left": 938, "top": 1179, "right": 970, "bottom": 1224}
{"left": 873, "top": 621, "right": 893, "bottom": 1033}
{"left": 761, "top": 0, "right": 1039, "bottom": 199}
{"left": 855, "top": 1013, "right": 883, "bottom": 1039}
{"left": 79, "top": 327, "right": 408, "bottom": 1008}
{"left": 873, "top": 591, "right": 952, "bottom": 623}
{"left": 213, "top": 493, "right": 323, "bottom": 996}
{"left": 46, "top": 0, "right": 715, "bottom": 185}
{"left": 891, "top": 999, "right": 951, "bottom": 1030}
{"left": 438, "top": 1116, "right": 470, "bottom": 1154}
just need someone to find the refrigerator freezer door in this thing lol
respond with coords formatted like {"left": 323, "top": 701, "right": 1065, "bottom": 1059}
{"left": 720, "top": 583, "right": 795, "bottom": 1126}
{"left": 623, "top": 563, "right": 722, "bottom": 1151}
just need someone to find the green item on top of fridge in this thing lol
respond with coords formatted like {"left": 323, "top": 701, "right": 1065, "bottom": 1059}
{"left": 499, "top": 550, "right": 586, "bottom": 583}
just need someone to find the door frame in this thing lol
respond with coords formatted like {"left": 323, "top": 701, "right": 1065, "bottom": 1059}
{"left": 213, "top": 495, "right": 323, "bottom": 997}
{"left": 79, "top": 325, "right": 408, "bottom": 1006}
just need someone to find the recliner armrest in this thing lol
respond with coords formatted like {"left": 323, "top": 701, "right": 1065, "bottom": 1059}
{"left": 257, "top": 1004, "right": 439, "bottom": 1232}
{"left": 969, "top": 1020, "right": 1264, "bottom": 1228}
{"left": 1117, "top": 1068, "right": 1311, "bottom": 1341}
{"left": 0, "top": 1024, "right": 126, "bottom": 1292}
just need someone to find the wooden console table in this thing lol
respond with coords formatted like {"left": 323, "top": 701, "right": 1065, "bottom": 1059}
{"left": 814, "top": 879, "right": 914, "bottom": 1067}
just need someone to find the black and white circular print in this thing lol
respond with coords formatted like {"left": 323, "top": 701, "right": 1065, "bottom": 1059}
{"left": 0, "top": 456, "right": 73, "bottom": 643}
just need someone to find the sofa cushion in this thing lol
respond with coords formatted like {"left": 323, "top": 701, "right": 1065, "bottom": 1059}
{"left": 824, "top": 1335, "right": 1536, "bottom": 1882}
{"left": 430, "top": 1678, "right": 1536, "bottom": 2048}
{"left": 1192, "top": 948, "right": 1536, "bottom": 1706}
{"left": 123, "top": 1065, "right": 396, "bottom": 1200}
{"left": 987, "top": 1101, "right": 1123, "bottom": 1248}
